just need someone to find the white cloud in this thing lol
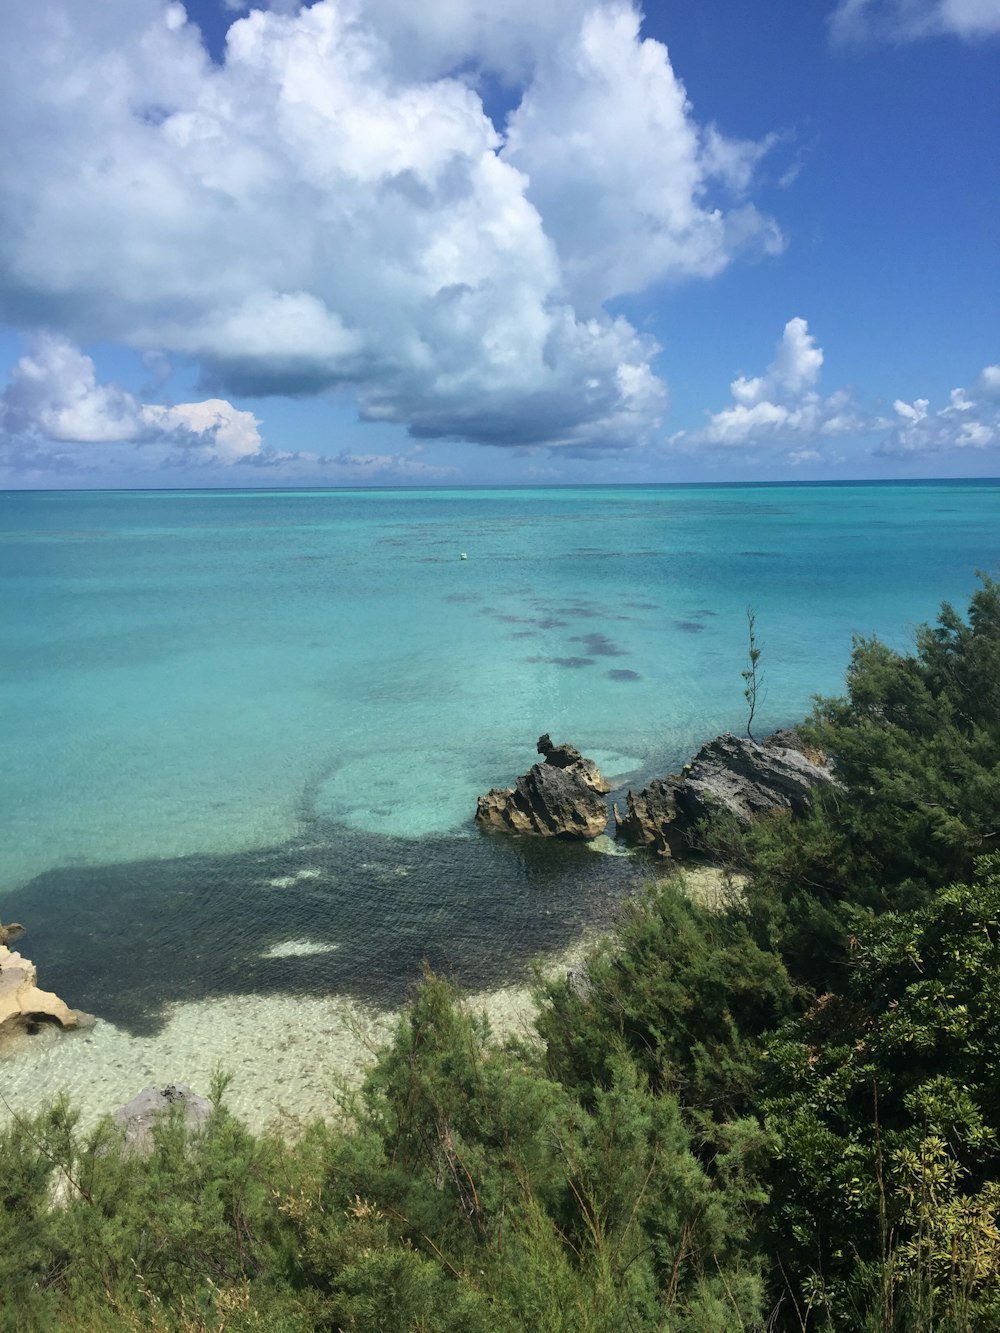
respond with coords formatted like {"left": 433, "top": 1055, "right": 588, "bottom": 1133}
{"left": 0, "top": 0, "right": 780, "bottom": 456}
{"left": 1, "top": 337, "right": 149, "bottom": 444}
{"left": 729, "top": 316, "right": 824, "bottom": 405}
{"left": 670, "top": 318, "right": 871, "bottom": 454}
{"left": 324, "top": 448, "right": 459, "bottom": 480}
{"left": 335, "top": 0, "right": 592, "bottom": 85}
{"left": 831, "top": 0, "right": 1000, "bottom": 43}
{"left": 143, "top": 399, "right": 263, "bottom": 464}
{"left": 877, "top": 365, "right": 1000, "bottom": 454}
{"left": 672, "top": 329, "right": 1000, "bottom": 464}
{"left": 0, "top": 335, "right": 262, "bottom": 469}
{"left": 503, "top": 3, "right": 784, "bottom": 310}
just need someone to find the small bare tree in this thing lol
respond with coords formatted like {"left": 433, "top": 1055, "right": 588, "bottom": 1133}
{"left": 742, "top": 607, "right": 764, "bottom": 740}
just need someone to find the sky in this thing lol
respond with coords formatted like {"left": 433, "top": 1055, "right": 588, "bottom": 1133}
{"left": 0, "top": 0, "right": 997, "bottom": 488}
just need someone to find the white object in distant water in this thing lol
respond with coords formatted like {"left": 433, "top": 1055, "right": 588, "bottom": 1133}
{"left": 460, "top": 552, "right": 468, "bottom": 560}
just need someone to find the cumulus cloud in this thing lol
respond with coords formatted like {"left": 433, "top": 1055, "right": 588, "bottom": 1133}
{"left": 503, "top": 3, "right": 784, "bottom": 309}
{"left": 831, "top": 0, "right": 1000, "bottom": 43}
{"left": 0, "top": 0, "right": 780, "bottom": 456}
{"left": 0, "top": 335, "right": 262, "bottom": 469}
{"left": 671, "top": 324, "right": 999, "bottom": 465}
{"left": 877, "top": 364, "right": 1000, "bottom": 455}
{"left": 670, "top": 318, "right": 871, "bottom": 453}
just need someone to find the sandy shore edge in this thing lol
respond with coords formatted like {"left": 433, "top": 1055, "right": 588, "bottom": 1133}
{"left": 0, "top": 867, "right": 738, "bottom": 1137}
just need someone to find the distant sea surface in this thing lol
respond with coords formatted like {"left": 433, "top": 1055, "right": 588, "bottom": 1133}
{"left": 2, "top": 481, "right": 998, "bottom": 1034}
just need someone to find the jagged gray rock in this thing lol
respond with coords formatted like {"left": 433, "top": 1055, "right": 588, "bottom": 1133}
{"left": 476, "top": 736, "right": 610, "bottom": 839}
{"left": 536, "top": 733, "right": 611, "bottom": 794}
{"left": 678, "top": 732, "right": 836, "bottom": 827}
{"left": 112, "top": 1084, "right": 213, "bottom": 1156}
{"left": 616, "top": 731, "right": 836, "bottom": 856}
{"left": 763, "top": 728, "right": 827, "bottom": 767}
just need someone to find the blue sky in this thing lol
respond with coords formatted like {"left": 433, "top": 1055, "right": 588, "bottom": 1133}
{"left": 0, "top": 0, "right": 997, "bottom": 487}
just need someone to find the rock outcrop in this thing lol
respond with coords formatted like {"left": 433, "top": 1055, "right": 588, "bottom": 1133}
{"left": 615, "top": 731, "right": 836, "bottom": 856}
{"left": 113, "top": 1084, "right": 213, "bottom": 1156}
{"left": 0, "top": 945, "right": 95, "bottom": 1045}
{"left": 0, "top": 920, "right": 25, "bottom": 947}
{"left": 679, "top": 732, "right": 836, "bottom": 827}
{"left": 762, "top": 728, "right": 827, "bottom": 768}
{"left": 614, "top": 776, "right": 687, "bottom": 857}
{"left": 476, "top": 735, "right": 610, "bottom": 839}
{"left": 535, "top": 733, "right": 610, "bottom": 794}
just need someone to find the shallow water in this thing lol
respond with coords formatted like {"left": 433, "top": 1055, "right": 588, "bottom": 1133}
{"left": 2, "top": 481, "right": 999, "bottom": 1121}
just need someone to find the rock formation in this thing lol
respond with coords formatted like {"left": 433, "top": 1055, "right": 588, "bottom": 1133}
{"left": 476, "top": 735, "right": 610, "bottom": 839}
{"left": 614, "top": 775, "right": 687, "bottom": 857}
{"left": 615, "top": 731, "right": 837, "bottom": 856}
{"left": 0, "top": 944, "right": 95, "bottom": 1045}
{"left": 0, "top": 920, "right": 25, "bottom": 947}
{"left": 112, "top": 1084, "right": 214, "bottom": 1156}
{"left": 535, "top": 733, "right": 610, "bottom": 793}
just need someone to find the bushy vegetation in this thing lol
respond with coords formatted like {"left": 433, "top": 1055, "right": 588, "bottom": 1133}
{"left": 4, "top": 577, "right": 1000, "bottom": 1331}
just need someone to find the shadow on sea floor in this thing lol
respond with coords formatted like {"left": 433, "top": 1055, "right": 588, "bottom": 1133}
{"left": 3, "top": 824, "right": 650, "bottom": 1037}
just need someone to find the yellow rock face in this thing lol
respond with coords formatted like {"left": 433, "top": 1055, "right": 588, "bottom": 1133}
{"left": 0, "top": 945, "right": 92, "bottom": 1044}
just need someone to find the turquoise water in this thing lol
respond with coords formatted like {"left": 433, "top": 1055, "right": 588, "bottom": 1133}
{"left": 2, "top": 482, "right": 998, "bottom": 1031}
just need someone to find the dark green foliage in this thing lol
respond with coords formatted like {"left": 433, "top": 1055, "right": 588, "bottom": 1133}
{"left": 537, "top": 877, "right": 795, "bottom": 1120}
{"left": 730, "top": 574, "right": 1000, "bottom": 993}
{"left": 759, "top": 856, "right": 1000, "bottom": 1328}
{"left": 0, "top": 973, "right": 769, "bottom": 1332}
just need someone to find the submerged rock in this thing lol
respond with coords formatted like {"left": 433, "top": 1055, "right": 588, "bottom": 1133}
{"left": 616, "top": 731, "right": 836, "bottom": 856}
{"left": 476, "top": 735, "right": 610, "bottom": 839}
{"left": 0, "top": 944, "right": 95, "bottom": 1046}
{"left": 113, "top": 1084, "right": 213, "bottom": 1156}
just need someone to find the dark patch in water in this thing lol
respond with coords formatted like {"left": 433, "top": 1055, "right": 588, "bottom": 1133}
{"left": 483, "top": 609, "right": 568, "bottom": 630}
{"left": 548, "top": 604, "right": 601, "bottom": 618}
{"left": 673, "top": 620, "right": 707, "bottom": 633}
{"left": 624, "top": 602, "right": 659, "bottom": 611}
{"left": 508, "top": 630, "right": 538, "bottom": 639}
{"left": 570, "top": 633, "right": 628, "bottom": 657}
{"left": 534, "top": 604, "right": 632, "bottom": 623}
{"left": 524, "top": 656, "right": 596, "bottom": 668}
{"left": 444, "top": 592, "right": 481, "bottom": 603}
{"left": 608, "top": 669, "right": 641, "bottom": 681}
{"left": 739, "top": 551, "right": 775, "bottom": 558}
{"left": 2, "top": 827, "right": 645, "bottom": 1037}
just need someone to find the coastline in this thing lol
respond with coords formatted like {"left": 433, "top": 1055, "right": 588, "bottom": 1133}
{"left": 0, "top": 865, "right": 739, "bottom": 1136}
{"left": 0, "top": 932, "right": 599, "bottom": 1136}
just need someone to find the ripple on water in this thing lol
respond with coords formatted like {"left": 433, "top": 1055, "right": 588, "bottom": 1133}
{"left": 0, "top": 823, "right": 649, "bottom": 1038}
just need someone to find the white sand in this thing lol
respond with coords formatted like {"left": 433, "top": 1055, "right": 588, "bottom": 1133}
{"left": 0, "top": 934, "right": 598, "bottom": 1137}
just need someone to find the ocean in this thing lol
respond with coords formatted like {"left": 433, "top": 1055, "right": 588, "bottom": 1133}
{"left": 2, "top": 481, "right": 998, "bottom": 1125}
